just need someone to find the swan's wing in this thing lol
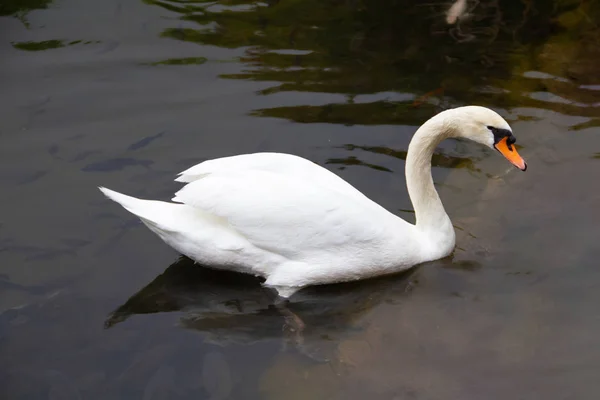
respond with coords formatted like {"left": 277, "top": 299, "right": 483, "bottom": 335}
{"left": 172, "top": 170, "right": 398, "bottom": 261}
{"left": 176, "top": 153, "right": 308, "bottom": 182}
{"left": 175, "top": 152, "right": 370, "bottom": 202}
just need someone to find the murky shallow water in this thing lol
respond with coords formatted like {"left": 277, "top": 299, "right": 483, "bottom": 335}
{"left": 1, "top": 0, "right": 600, "bottom": 398}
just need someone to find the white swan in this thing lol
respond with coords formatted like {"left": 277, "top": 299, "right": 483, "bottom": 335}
{"left": 100, "top": 106, "right": 526, "bottom": 298}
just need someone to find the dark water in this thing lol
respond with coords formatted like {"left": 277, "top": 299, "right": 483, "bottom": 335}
{"left": 1, "top": 0, "right": 600, "bottom": 398}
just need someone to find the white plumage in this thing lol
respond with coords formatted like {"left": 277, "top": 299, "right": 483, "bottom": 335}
{"left": 100, "top": 106, "right": 526, "bottom": 298}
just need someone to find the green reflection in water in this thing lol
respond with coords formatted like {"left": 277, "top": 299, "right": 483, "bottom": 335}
{"left": 12, "top": 39, "right": 64, "bottom": 51}
{"left": 570, "top": 118, "right": 600, "bottom": 131}
{"left": 324, "top": 142, "right": 477, "bottom": 173}
{"left": 145, "top": 0, "right": 600, "bottom": 130}
{"left": 147, "top": 56, "right": 208, "bottom": 66}
{"left": 326, "top": 156, "right": 392, "bottom": 173}
{"left": 251, "top": 100, "right": 438, "bottom": 126}
{"left": 11, "top": 39, "right": 101, "bottom": 51}
{"left": 334, "top": 144, "right": 476, "bottom": 169}
{"left": 0, "top": 0, "right": 53, "bottom": 26}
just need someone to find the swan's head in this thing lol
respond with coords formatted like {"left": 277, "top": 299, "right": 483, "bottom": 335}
{"left": 446, "top": 106, "right": 527, "bottom": 171}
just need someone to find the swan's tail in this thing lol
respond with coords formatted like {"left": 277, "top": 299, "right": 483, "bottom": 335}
{"left": 98, "top": 186, "right": 188, "bottom": 234}
{"left": 99, "top": 187, "right": 243, "bottom": 265}
{"left": 99, "top": 187, "right": 144, "bottom": 212}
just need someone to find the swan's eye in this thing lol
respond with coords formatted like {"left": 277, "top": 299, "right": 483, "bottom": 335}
{"left": 488, "top": 126, "right": 513, "bottom": 144}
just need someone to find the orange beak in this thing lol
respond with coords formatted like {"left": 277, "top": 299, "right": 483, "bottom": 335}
{"left": 494, "top": 137, "right": 527, "bottom": 171}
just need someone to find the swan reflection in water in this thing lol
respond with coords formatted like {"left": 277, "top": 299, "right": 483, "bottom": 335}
{"left": 105, "top": 256, "right": 421, "bottom": 358}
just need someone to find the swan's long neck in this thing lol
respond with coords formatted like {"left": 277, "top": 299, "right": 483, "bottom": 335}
{"left": 405, "top": 115, "right": 455, "bottom": 253}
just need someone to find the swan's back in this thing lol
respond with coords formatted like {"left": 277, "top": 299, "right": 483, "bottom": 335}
{"left": 176, "top": 152, "right": 372, "bottom": 202}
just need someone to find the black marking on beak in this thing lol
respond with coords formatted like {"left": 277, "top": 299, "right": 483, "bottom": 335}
{"left": 487, "top": 126, "right": 516, "bottom": 150}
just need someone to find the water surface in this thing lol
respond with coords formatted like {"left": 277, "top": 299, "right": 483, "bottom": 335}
{"left": 1, "top": 0, "right": 600, "bottom": 398}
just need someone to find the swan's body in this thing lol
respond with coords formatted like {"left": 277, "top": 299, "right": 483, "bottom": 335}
{"left": 100, "top": 106, "right": 526, "bottom": 298}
